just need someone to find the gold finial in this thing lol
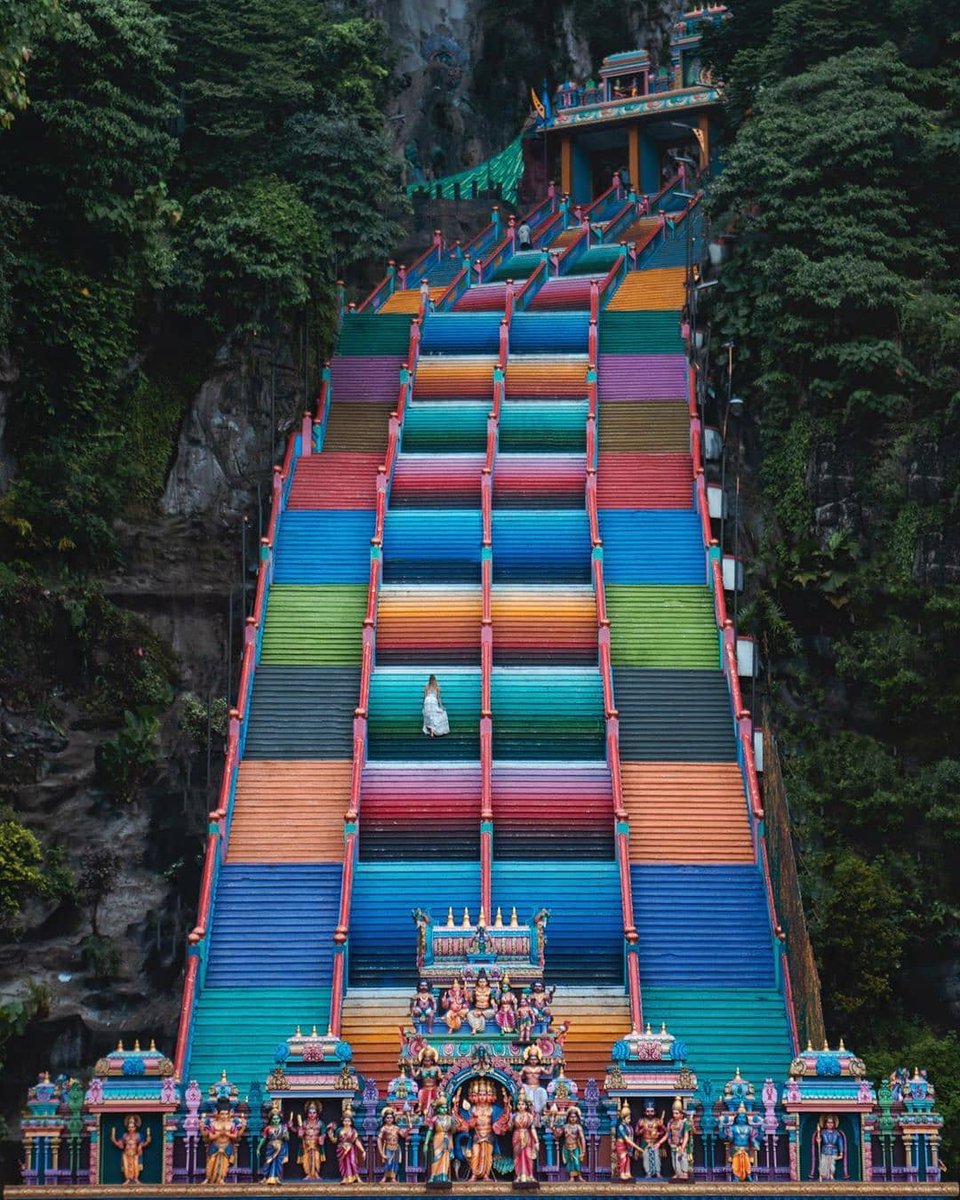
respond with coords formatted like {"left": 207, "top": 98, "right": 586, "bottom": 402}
{"left": 823, "top": 1040, "right": 830, "bottom": 1052}
{"left": 645, "top": 1023, "right": 652, "bottom": 1035}
{"left": 839, "top": 1037, "right": 846, "bottom": 1051}
{"left": 117, "top": 1040, "right": 124, "bottom": 1052}
{"left": 494, "top": 906, "right": 503, "bottom": 927}
{"left": 149, "top": 1039, "right": 156, "bottom": 1051}
{"left": 660, "top": 1022, "right": 667, "bottom": 1035}
{"left": 311, "top": 1026, "right": 318, "bottom": 1037}
{"left": 807, "top": 1040, "right": 814, "bottom": 1052}
{"left": 735, "top": 1067, "right": 742, "bottom": 1079}
{"left": 462, "top": 907, "right": 471, "bottom": 927}
{"left": 446, "top": 907, "right": 455, "bottom": 927}
{"left": 478, "top": 907, "right": 486, "bottom": 926}
{"left": 133, "top": 1039, "right": 141, "bottom": 1052}
{"left": 327, "top": 1025, "right": 334, "bottom": 1037}
{"left": 510, "top": 907, "right": 519, "bottom": 927}
{"left": 220, "top": 1070, "right": 228, "bottom": 1083}
{"left": 295, "top": 1026, "right": 302, "bottom": 1037}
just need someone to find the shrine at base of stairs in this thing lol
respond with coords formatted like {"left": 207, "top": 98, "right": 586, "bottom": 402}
{"left": 7, "top": 8, "right": 955, "bottom": 1200}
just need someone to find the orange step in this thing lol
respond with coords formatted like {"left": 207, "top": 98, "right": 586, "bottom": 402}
{"left": 607, "top": 268, "right": 686, "bottom": 311}
{"left": 380, "top": 287, "right": 445, "bottom": 314}
{"left": 553, "top": 987, "right": 629, "bottom": 1087}
{"left": 622, "top": 762, "right": 755, "bottom": 863}
{"left": 228, "top": 761, "right": 351, "bottom": 864}
{"left": 340, "top": 989, "right": 410, "bottom": 1089}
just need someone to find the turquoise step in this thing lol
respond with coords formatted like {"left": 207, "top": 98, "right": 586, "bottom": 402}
{"left": 188, "top": 986, "right": 331, "bottom": 1094}
{"left": 640, "top": 986, "right": 794, "bottom": 1090}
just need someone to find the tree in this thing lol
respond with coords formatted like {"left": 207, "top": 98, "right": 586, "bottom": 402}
{"left": 77, "top": 847, "right": 120, "bottom": 936}
{"left": 0, "top": 0, "right": 66, "bottom": 127}
{"left": 0, "top": 0, "right": 177, "bottom": 563}
{"left": 0, "top": 819, "right": 46, "bottom": 924}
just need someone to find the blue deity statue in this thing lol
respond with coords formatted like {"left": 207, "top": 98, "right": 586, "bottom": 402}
{"left": 811, "top": 1115, "right": 846, "bottom": 1182}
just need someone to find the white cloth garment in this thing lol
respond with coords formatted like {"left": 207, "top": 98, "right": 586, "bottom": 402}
{"left": 422, "top": 690, "right": 450, "bottom": 736}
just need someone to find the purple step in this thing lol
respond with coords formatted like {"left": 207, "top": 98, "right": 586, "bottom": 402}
{"left": 330, "top": 355, "right": 405, "bottom": 404}
{"left": 598, "top": 353, "right": 687, "bottom": 401}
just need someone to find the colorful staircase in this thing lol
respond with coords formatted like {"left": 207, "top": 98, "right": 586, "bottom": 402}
{"left": 178, "top": 193, "right": 797, "bottom": 1115}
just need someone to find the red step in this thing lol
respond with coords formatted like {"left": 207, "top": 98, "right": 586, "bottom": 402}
{"left": 596, "top": 452, "right": 692, "bottom": 509}
{"left": 287, "top": 453, "right": 381, "bottom": 510}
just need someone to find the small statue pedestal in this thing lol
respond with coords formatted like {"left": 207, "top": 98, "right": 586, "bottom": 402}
{"left": 425, "top": 1178, "right": 453, "bottom": 1190}
{"left": 513, "top": 1178, "right": 540, "bottom": 1190}
{"left": 782, "top": 1041, "right": 875, "bottom": 1183}
{"left": 83, "top": 1039, "right": 179, "bottom": 1186}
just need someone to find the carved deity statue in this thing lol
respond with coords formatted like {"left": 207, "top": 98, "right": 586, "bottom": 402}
{"left": 377, "top": 1106, "right": 406, "bottom": 1183}
{"left": 494, "top": 976, "right": 518, "bottom": 1034}
{"left": 467, "top": 969, "right": 496, "bottom": 1033}
{"left": 441, "top": 977, "right": 469, "bottom": 1033}
{"left": 294, "top": 1101, "right": 326, "bottom": 1181}
{"left": 520, "top": 1046, "right": 549, "bottom": 1115}
{"left": 425, "top": 1097, "right": 455, "bottom": 1184}
{"left": 812, "top": 1115, "right": 846, "bottom": 1182}
{"left": 410, "top": 980, "right": 436, "bottom": 1034}
{"left": 329, "top": 1110, "right": 366, "bottom": 1184}
{"left": 456, "top": 1078, "right": 509, "bottom": 1182}
{"left": 417, "top": 1047, "right": 442, "bottom": 1118}
{"left": 560, "top": 1106, "right": 586, "bottom": 1180}
{"left": 510, "top": 1093, "right": 540, "bottom": 1185}
{"left": 201, "top": 1098, "right": 246, "bottom": 1185}
{"left": 110, "top": 1115, "right": 152, "bottom": 1185}
{"left": 725, "top": 1104, "right": 759, "bottom": 1182}
{"left": 613, "top": 1103, "right": 638, "bottom": 1181}
{"left": 258, "top": 1108, "right": 289, "bottom": 1185}
{"left": 635, "top": 1101, "right": 667, "bottom": 1178}
{"left": 665, "top": 1099, "right": 692, "bottom": 1180}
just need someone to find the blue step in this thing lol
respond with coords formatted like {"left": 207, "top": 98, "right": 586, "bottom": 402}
{"left": 511, "top": 312, "right": 589, "bottom": 354}
{"left": 599, "top": 511, "right": 705, "bottom": 583}
{"left": 631, "top": 864, "right": 776, "bottom": 987}
{"left": 493, "top": 511, "right": 592, "bottom": 583}
{"left": 349, "top": 861, "right": 481, "bottom": 985}
{"left": 383, "top": 509, "right": 482, "bottom": 582}
{"left": 492, "top": 861, "right": 624, "bottom": 984}
{"left": 274, "top": 511, "right": 375, "bottom": 583}
{"left": 420, "top": 312, "right": 502, "bottom": 355}
{"left": 205, "top": 864, "right": 341, "bottom": 987}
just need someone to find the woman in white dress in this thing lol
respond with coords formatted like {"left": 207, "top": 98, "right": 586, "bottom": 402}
{"left": 422, "top": 674, "right": 450, "bottom": 737}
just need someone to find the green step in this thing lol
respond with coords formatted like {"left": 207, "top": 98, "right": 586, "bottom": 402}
{"left": 337, "top": 313, "right": 412, "bottom": 356}
{"left": 403, "top": 403, "right": 488, "bottom": 452}
{"left": 260, "top": 585, "right": 367, "bottom": 665}
{"left": 500, "top": 402, "right": 587, "bottom": 452}
{"left": 368, "top": 669, "right": 480, "bottom": 735}
{"left": 491, "top": 669, "right": 604, "bottom": 732}
{"left": 641, "top": 987, "right": 794, "bottom": 1090}
{"left": 599, "top": 310, "right": 685, "bottom": 354}
{"left": 606, "top": 585, "right": 718, "bottom": 668}
{"left": 188, "top": 987, "right": 331, "bottom": 1093}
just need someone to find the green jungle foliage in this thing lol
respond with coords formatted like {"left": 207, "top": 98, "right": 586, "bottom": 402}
{"left": 704, "top": 0, "right": 960, "bottom": 1164}
{"left": 0, "top": 0, "right": 407, "bottom": 566}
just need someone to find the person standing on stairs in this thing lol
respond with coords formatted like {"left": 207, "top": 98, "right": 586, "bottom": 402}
{"left": 422, "top": 674, "right": 450, "bottom": 737}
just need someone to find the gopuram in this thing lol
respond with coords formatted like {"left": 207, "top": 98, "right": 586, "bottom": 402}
{"left": 6, "top": 7, "right": 956, "bottom": 1199}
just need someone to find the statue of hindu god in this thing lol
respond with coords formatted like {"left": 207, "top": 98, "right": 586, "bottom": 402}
{"left": 295, "top": 1101, "right": 326, "bottom": 1181}
{"left": 110, "top": 1115, "right": 151, "bottom": 1185}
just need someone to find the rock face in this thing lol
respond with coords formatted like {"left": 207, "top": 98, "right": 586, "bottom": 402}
{"left": 375, "top": 0, "right": 683, "bottom": 183}
{"left": 161, "top": 335, "right": 305, "bottom": 522}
